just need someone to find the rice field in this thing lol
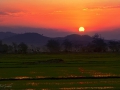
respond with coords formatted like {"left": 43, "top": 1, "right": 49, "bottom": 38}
{"left": 0, "top": 53, "right": 120, "bottom": 89}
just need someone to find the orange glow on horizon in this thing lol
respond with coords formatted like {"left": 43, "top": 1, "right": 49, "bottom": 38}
{"left": 0, "top": 0, "right": 120, "bottom": 32}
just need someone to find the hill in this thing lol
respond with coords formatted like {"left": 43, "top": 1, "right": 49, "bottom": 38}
{"left": 2, "top": 33, "right": 50, "bottom": 46}
{"left": 2, "top": 33, "right": 92, "bottom": 46}
{"left": 0, "top": 32, "right": 16, "bottom": 40}
{"left": 65, "top": 34, "right": 92, "bottom": 41}
{"left": 55, "top": 34, "right": 92, "bottom": 45}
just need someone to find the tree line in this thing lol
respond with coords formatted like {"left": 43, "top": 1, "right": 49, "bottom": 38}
{"left": 0, "top": 34, "right": 120, "bottom": 54}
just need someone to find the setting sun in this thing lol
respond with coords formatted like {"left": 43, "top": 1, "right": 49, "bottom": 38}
{"left": 79, "top": 27, "right": 85, "bottom": 32}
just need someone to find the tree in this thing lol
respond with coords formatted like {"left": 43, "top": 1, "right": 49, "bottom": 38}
{"left": 92, "top": 34, "right": 107, "bottom": 52}
{"left": 62, "top": 39, "right": 72, "bottom": 52}
{"left": 0, "top": 41, "right": 8, "bottom": 53}
{"left": 18, "top": 42, "right": 28, "bottom": 53}
{"left": 0, "top": 40, "right": 2, "bottom": 45}
{"left": 86, "top": 43, "right": 94, "bottom": 52}
{"left": 0, "top": 40, "right": 3, "bottom": 52}
{"left": 8, "top": 45, "right": 13, "bottom": 53}
{"left": 12, "top": 42, "right": 18, "bottom": 53}
{"left": 46, "top": 40, "right": 60, "bottom": 52}
{"left": 108, "top": 40, "right": 120, "bottom": 52}
{"left": 73, "top": 43, "right": 82, "bottom": 52}
{"left": 2, "top": 44, "right": 8, "bottom": 53}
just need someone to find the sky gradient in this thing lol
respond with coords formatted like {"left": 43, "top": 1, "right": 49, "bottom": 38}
{"left": 0, "top": 0, "right": 120, "bottom": 35}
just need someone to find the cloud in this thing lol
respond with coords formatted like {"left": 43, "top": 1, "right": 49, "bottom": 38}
{"left": 0, "top": 11, "right": 9, "bottom": 15}
{"left": 83, "top": 5, "right": 120, "bottom": 11}
{"left": 107, "top": 5, "right": 120, "bottom": 9}
{"left": 0, "top": 9, "right": 26, "bottom": 16}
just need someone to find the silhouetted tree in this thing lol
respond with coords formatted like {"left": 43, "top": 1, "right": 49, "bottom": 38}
{"left": 8, "top": 45, "right": 13, "bottom": 53}
{"left": 73, "top": 43, "right": 82, "bottom": 52}
{"left": 0, "top": 41, "right": 8, "bottom": 53}
{"left": 0, "top": 40, "right": 2, "bottom": 52}
{"left": 108, "top": 40, "right": 120, "bottom": 52}
{"left": 46, "top": 40, "right": 60, "bottom": 52}
{"left": 2, "top": 44, "right": 8, "bottom": 53}
{"left": 12, "top": 42, "right": 18, "bottom": 53}
{"left": 62, "top": 39, "right": 72, "bottom": 52}
{"left": 92, "top": 34, "right": 107, "bottom": 52}
{"left": 18, "top": 42, "right": 28, "bottom": 53}
{"left": 0, "top": 40, "right": 2, "bottom": 45}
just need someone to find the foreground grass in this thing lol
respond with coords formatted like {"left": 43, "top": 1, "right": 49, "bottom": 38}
{"left": 1, "top": 79, "right": 120, "bottom": 90}
{"left": 0, "top": 53, "right": 120, "bottom": 89}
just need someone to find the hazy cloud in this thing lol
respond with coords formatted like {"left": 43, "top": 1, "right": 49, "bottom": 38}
{"left": 0, "top": 9, "right": 26, "bottom": 16}
{"left": 83, "top": 5, "right": 120, "bottom": 11}
{"left": 0, "top": 11, "right": 9, "bottom": 15}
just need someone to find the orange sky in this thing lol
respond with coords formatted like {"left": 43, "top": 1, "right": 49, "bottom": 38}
{"left": 0, "top": 0, "right": 120, "bottom": 33}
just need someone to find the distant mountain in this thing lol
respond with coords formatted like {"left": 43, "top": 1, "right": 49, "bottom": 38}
{"left": 0, "top": 26, "right": 71, "bottom": 37}
{"left": 1, "top": 26, "right": 120, "bottom": 40}
{"left": 2, "top": 33, "right": 92, "bottom": 46}
{"left": 64, "top": 34, "right": 92, "bottom": 45}
{"left": 2, "top": 33, "right": 51, "bottom": 46}
{"left": 64, "top": 34, "right": 92, "bottom": 41}
{"left": 0, "top": 32, "right": 16, "bottom": 40}
{"left": 55, "top": 34, "right": 92, "bottom": 45}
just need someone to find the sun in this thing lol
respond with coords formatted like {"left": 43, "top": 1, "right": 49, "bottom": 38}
{"left": 79, "top": 27, "right": 85, "bottom": 32}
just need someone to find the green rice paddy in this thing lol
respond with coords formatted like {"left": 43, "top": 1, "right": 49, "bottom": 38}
{"left": 0, "top": 53, "right": 120, "bottom": 89}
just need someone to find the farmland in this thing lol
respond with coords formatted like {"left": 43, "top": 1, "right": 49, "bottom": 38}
{"left": 0, "top": 53, "right": 120, "bottom": 89}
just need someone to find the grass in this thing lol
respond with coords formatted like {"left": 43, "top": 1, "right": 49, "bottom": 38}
{"left": 0, "top": 53, "right": 120, "bottom": 89}
{"left": 1, "top": 79, "right": 120, "bottom": 89}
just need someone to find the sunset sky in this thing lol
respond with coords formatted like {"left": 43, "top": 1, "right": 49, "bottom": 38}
{"left": 0, "top": 0, "right": 120, "bottom": 37}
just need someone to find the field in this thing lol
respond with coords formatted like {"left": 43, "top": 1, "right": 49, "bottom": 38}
{"left": 0, "top": 53, "right": 120, "bottom": 90}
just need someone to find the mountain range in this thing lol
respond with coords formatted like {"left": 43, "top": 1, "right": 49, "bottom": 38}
{"left": 0, "top": 32, "right": 92, "bottom": 46}
{"left": 0, "top": 32, "right": 16, "bottom": 39}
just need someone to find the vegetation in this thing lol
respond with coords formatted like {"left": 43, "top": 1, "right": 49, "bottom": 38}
{"left": 46, "top": 40, "right": 60, "bottom": 52}
{"left": 90, "top": 34, "right": 107, "bottom": 52}
{"left": 18, "top": 42, "right": 28, "bottom": 53}
{"left": 0, "top": 34, "right": 120, "bottom": 89}
{"left": 0, "top": 40, "right": 8, "bottom": 53}
{"left": 0, "top": 53, "right": 120, "bottom": 89}
{"left": 1, "top": 34, "right": 120, "bottom": 53}
{"left": 62, "top": 39, "right": 73, "bottom": 52}
{"left": 108, "top": 40, "right": 120, "bottom": 52}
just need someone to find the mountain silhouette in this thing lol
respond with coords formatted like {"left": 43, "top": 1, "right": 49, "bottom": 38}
{"left": 54, "top": 34, "right": 92, "bottom": 45}
{"left": 0, "top": 32, "right": 16, "bottom": 40}
{"left": 2, "top": 32, "right": 92, "bottom": 46}
{"left": 64, "top": 34, "right": 92, "bottom": 41}
{"left": 3, "top": 33, "right": 50, "bottom": 46}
